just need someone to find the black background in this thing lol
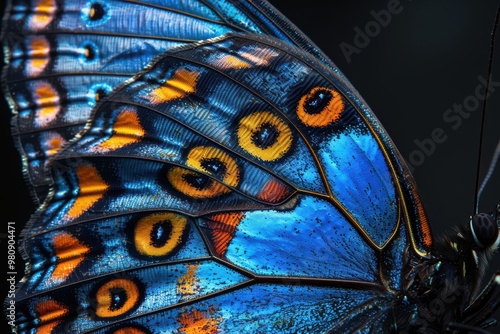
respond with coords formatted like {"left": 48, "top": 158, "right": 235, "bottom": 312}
{"left": 1, "top": 0, "right": 500, "bottom": 332}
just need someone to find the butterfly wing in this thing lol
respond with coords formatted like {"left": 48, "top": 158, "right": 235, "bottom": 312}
{"left": 3, "top": 0, "right": 435, "bottom": 332}
{"left": 14, "top": 32, "right": 425, "bottom": 333}
{"left": 1, "top": 0, "right": 342, "bottom": 204}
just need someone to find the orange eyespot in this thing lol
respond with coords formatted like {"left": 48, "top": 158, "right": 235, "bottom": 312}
{"left": 167, "top": 146, "right": 239, "bottom": 198}
{"left": 94, "top": 278, "right": 141, "bottom": 318}
{"left": 237, "top": 111, "right": 292, "bottom": 161}
{"left": 297, "top": 86, "right": 344, "bottom": 127}
{"left": 134, "top": 212, "right": 188, "bottom": 257}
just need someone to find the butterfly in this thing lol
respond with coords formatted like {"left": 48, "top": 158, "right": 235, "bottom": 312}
{"left": 2, "top": 1, "right": 499, "bottom": 333}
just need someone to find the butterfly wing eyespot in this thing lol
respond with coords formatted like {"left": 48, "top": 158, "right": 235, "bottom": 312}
{"left": 81, "top": 41, "right": 99, "bottom": 63}
{"left": 10, "top": 0, "right": 490, "bottom": 332}
{"left": 134, "top": 212, "right": 188, "bottom": 257}
{"left": 237, "top": 111, "right": 293, "bottom": 161}
{"left": 167, "top": 146, "right": 240, "bottom": 198}
{"left": 186, "top": 146, "right": 240, "bottom": 188}
{"left": 93, "top": 278, "right": 142, "bottom": 319}
{"left": 82, "top": 2, "right": 110, "bottom": 25}
{"left": 297, "top": 86, "right": 345, "bottom": 127}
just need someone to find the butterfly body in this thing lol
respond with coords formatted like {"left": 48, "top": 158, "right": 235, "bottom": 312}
{"left": 2, "top": 0, "right": 499, "bottom": 333}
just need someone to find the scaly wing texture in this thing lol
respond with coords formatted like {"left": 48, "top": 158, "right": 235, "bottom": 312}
{"left": 3, "top": 1, "right": 435, "bottom": 333}
{"left": 15, "top": 33, "right": 413, "bottom": 333}
{"left": 1, "top": 0, "right": 342, "bottom": 204}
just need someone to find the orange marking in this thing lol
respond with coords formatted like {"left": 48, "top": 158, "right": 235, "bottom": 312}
{"left": 37, "top": 322, "right": 61, "bottom": 334}
{"left": 134, "top": 212, "right": 188, "bottom": 257}
{"left": 113, "top": 328, "right": 148, "bottom": 334}
{"left": 50, "top": 232, "right": 90, "bottom": 281}
{"left": 178, "top": 307, "right": 220, "bottom": 334}
{"left": 186, "top": 146, "right": 240, "bottom": 187}
{"left": 206, "top": 212, "right": 244, "bottom": 256}
{"left": 177, "top": 264, "right": 200, "bottom": 297}
{"left": 34, "top": 82, "right": 60, "bottom": 127}
{"left": 44, "top": 132, "right": 65, "bottom": 157}
{"left": 215, "top": 55, "right": 251, "bottom": 69}
{"left": 35, "top": 299, "right": 68, "bottom": 334}
{"left": 167, "top": 167, "right": 232, "bottom": 199}
{"left": 95, "top": 279, "right": 140, "bottom": 318}
{"left": 209, "top": 48, "right": 277, "bottom": 70}
{"left": 238, "top": 49, "right": 278, "bottom": 66}
{"left": 30, "top": 0, "right": 56, "bottom": 30}
{"left": 66, "top": 164, "right": 109, "bottom": 219}
{"left": 146, "top": 68, "right": 200, "bottom": 104}
{"left": 410, "top": 183, "right": 432, "bottom": 248}
{"left": 96, "top": 110, "right": 145, "bottom": 151}
{"left": 27, "top": 36, "right": 50, "bottom": 76}
{"left": 297, "top": 87, "right": 344, "bottom": 127}
{"left": 257, "top": 179, "right": 292, "bottom": 204}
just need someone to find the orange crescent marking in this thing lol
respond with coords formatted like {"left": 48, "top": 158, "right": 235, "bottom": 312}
{"left": 35, "top": 299, "right": 68, "bottom": 333}
{"left": 50, "top": 232, "right": 90, "bottom": 281}
{"left": 146, "top": 68, "right": 200, "bottom": 104}
{"left": 96, "top": 110, "right": 145, "bottom": 151}
{"left": 66, "top": 164, "right": 109, "bottom": 219}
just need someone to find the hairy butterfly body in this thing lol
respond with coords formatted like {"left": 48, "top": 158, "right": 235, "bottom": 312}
{"left": 2, "top": 0, "right": 499, "bottom": 333}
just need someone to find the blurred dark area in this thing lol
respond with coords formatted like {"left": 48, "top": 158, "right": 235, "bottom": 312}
{"left": 1, "top": 0, "right": 499, "bottom": 331}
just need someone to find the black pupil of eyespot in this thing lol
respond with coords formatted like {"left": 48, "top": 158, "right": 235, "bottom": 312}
{"left": 84, "top": 45, "right": 95, "bottom": 61}
{"left": 109, "top": 287, "right": 127, "bottom": 311}
{"left": 150, "top": 220, "right": 172, "bottom": 248}
{"left": 90, "top": 3, "right": 105, "bottom": 20}
{"left": 200, "top": 158, "right": 226, "bottom": 178}
{"left": 304, "top": 89, "right": 332, "bottom": 115}
{"left": 95, "top": 88, "right": 107, "bottom": 101}
{"left": 183, "top": 173, "right": 211, "bottom": 190}
{"left": 252, "top": 122, "right": 279, "bottom": 149}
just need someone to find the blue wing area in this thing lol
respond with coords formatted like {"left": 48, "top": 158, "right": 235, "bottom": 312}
{"left": 19, "top": 284, "right": 391, "bottom": 333}
{"left": 10, "top": 33, "right": 413, "bottom": 332}
{"left": 208, "top": 195, "right": 378, "bottom": 282}
{"left": 3, "top": 1, "right": 436, "bottom": 333}
{"left": 2, "top": 0, "right": 344, "bottom": 204}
